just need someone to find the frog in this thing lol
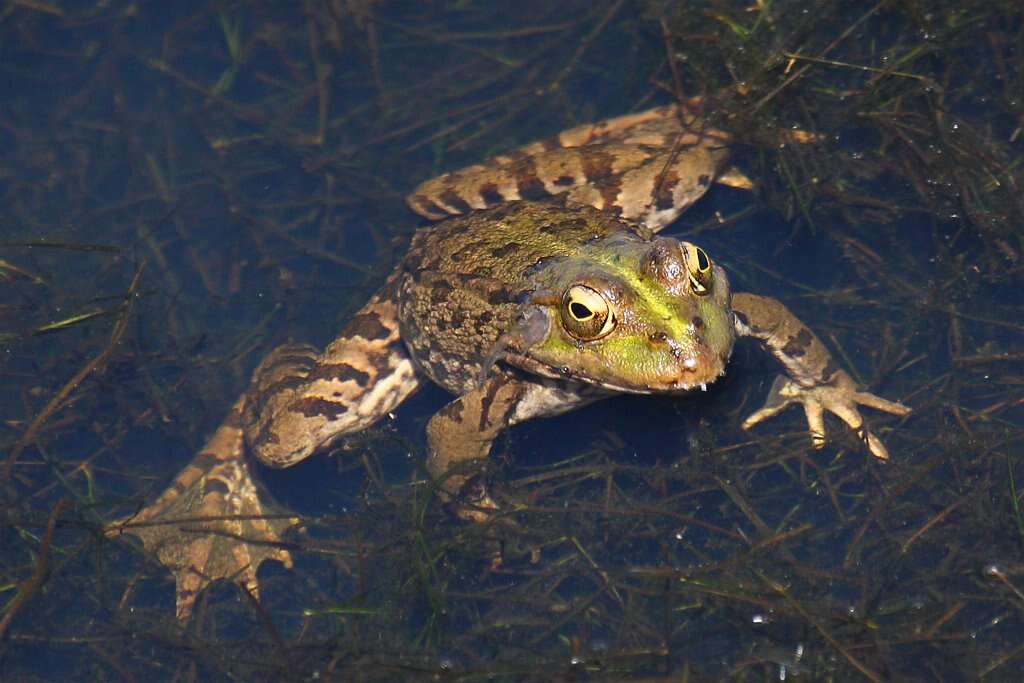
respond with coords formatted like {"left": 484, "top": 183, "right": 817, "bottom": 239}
{"left": 108, "top": 99, "right": 910, "bottom": 621}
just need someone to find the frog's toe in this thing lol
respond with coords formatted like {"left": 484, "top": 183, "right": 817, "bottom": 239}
{"left": 741, "top": 375, "right": 802, "bottom": 429}
{"left": 816, "top": 390, "right": 886, "bottom": 459}
{"left": 803, "top": 399, "right": 827, "bottom": 450}
{"left": 108, "top": 446, "right": 299, "bottom": 621}
{"left": 852, "top": 390, "right": 912, "bottom": 417}
{"left": 816, "top": 379, "right": 910, "bottom": 460}
{"left": 742, "top": 375, "right": 828, "bottom": 448}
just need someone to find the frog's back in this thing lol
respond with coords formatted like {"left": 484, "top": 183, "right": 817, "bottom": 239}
{"left": 398, "top": 202, "right": 643, "bottom": 393}
{"left": 402, "top": 202, "right": 641, "bottom": 281}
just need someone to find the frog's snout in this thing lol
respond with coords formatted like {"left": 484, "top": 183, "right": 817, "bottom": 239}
{"left": 646, "top": 335, "right": 728, "bottom": 393}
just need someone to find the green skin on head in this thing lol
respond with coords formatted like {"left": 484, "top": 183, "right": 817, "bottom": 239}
{"left": 509, "top": 231, "right": 735, "bottom": 394}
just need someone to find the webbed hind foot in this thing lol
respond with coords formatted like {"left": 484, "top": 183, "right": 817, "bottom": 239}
{"left": 108, "top": 398, "right": 300, "bottom": 621}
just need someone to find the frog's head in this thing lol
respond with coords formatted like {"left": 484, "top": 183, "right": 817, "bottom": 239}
{"left": 506, "top": 234, "right": 735, "bottom": 394}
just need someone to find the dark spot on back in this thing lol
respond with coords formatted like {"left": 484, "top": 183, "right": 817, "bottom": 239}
{"left": 490, "top": 242, "right": 520, "bottom": 259}
{"left": 452, "top": 243, "right": 481, "bottom": 263}
{"left": 522, "top": 256, "right": 551, "bottom": 278}
{"left": 430, "top": 280, "right": 454, "bottom": 305}
{"left": 485, "top": 287, "right": 519, "bottom": 306}
{"left": 562, "top": 216, "right": 591, "bottom": 233}
{"left": 482, "top": 203, "right": 515, "bottom": 221}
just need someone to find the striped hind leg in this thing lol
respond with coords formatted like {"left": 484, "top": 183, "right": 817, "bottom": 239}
{"left": 107, "top": 396, "right": 299, "bottom": 621}
{"left": 110, "top": 282, "right": 421, "bottom": 620}
{"left": 243, "top": 280, "right": 421, "bottom": 468}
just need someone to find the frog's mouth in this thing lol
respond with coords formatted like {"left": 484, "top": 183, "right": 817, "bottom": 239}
{"left": 506, "top": 350, "right": 729, "bottom": 395}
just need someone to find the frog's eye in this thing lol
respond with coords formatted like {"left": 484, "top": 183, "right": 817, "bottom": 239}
{"left": 683, "top": 243, "right": 713, "bottom": 296}
{"left": 561, "top": 285, "right": 615, "bottom": 340}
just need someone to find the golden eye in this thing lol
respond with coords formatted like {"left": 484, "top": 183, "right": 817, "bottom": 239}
{"left": 682, "top": 243, "right": 713, "bottom": 295}
{"left": 561, "top": 285, "right": 615, "bottom": 340}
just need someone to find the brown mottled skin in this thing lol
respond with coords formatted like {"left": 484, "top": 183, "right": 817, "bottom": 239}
{"left": 107, "top": 100, "right": 910, "bottom": 620}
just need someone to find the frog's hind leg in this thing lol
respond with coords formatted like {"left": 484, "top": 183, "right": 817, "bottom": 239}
{"left": 107, "top": 396, "right": 299, "bottom": 622}
{"left": 405, "top": 101, "right": 738, "bottom": 232}
{"left": 244, "top": 283, "right": 421, "bottom": 468}
{"left": 110, "top": 284, "right": 421, "bottom": 620}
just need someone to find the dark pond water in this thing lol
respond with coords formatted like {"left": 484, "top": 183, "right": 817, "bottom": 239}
{"left": 2, "top": 1, "right": 1023, "bottom": 681}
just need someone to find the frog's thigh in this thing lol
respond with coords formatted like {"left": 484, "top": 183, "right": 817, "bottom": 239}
{"left": 405, "top": 101, "right": 732, "bottom": 226}
{"left": 247, "top": 287, "right": 421, "bottom": 468}
{"left": 584, "top": 142, "right": 730, "bottom": 231}
{"left": 425, "top": 373, "right": 594, "bottom": 494}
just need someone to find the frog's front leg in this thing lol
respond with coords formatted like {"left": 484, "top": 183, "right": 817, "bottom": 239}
{"left": 426, "top": 371, "right": 596, "bottom": 522}
{"left": 732, "top": 292, "right": 910, "bottom": 459}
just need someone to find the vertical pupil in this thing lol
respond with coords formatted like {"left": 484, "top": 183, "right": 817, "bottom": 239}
{"left": 570, "top": 302, "right": 592, "bottom": 319}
